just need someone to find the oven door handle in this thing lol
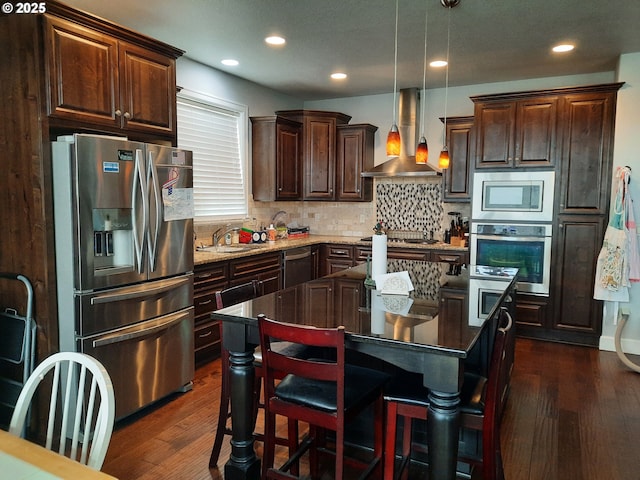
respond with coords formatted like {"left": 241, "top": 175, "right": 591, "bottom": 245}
{"left": 474, "top": 234, "right": 548, "bottom": 242}
{"left": 92, "top": 309, "right": 191, "bottom": 347}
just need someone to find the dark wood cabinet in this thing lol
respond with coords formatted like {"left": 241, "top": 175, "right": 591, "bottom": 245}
{"left": 277, "top": 110, "right": 352, "bottom": 201}
{"left": 229, "top": 252, "right": 282, "bottom": 294}
{"left": 320, "top": 244, "right": 355, "bottom": 277}
{"left": 557, "top": 89, "right": 619, "bottom": 215}
{"left": 438, "top": 285, "right": 468, "bottom": 345}
{"left": 193, "top": 262, "right": 228, "bottom": 365}
{"left": 193, "top": 252, "right": 282, "bottom": 364}
{"left": 251, "top": 116, "right": 303, "bottom": 201}
{"left": 334, "top": 279, "right": 363, "bottom": 331}
{"left": 514, "top": 293, "right": 548, "bottom": 330}
{"left": 472, "top": 94, "right": 557, "bottom": 169}
{"left": 470, "top": 83, "right": 622, "bottom": 346}
{"left": 336, "top": 124, "right": 377, "bottom": 201}
{"left": 44, "top": 15, "right": 179, "bottom": 138}
{"left": 303, "top": 280, "right": 334, "bottom": 327}
{"left": 0, "top": 1, "right": 182, "bottom": 371}
{"left": 548, "top": 84, "right": 622, "bottom": 345}
{"left": 550, "top": 216, "right": 606, "bottom": 344}
{"left": 441, "top": 116, "right": 474, "bottom": 202}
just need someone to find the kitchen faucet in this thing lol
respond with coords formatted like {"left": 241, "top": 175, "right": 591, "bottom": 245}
{"left": 212, "top": 224, "right": 235, "bottom": 246}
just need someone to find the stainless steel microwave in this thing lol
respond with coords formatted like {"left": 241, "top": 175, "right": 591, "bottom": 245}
{"left": 471, "top": 170, "right": 555, "bottom": 222}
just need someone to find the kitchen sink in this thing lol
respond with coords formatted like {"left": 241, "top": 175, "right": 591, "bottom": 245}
{"left": 196, "top": 244, "right": 264, "bottom": 253}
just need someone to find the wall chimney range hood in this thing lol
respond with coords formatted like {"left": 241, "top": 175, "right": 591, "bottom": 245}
{"left": 362, "top": 88, "right": 442, "bottom": 177}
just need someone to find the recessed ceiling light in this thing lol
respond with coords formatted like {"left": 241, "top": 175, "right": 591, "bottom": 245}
{"left": 265, "top": 36, "right": 286, "bottom": 46}
{"left": 552, "top": 44, "right": 575, "bottom": 53}
{"left": 221, "top": 59, "right": 239, "bottom": 66}
{"left": 331, "top": 72, "right": 347, "bottom": 80}
{"left": 430, "top": 60, "right": 448, "bottom": 68}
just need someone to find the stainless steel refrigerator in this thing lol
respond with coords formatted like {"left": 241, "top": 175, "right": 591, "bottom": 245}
{"left": 52, "top": 133, "right": 195, "bottom": 420}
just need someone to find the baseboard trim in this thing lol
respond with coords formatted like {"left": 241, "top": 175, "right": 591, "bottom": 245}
{"left": 599, "top": 335, "right": 640, "bottom": 355}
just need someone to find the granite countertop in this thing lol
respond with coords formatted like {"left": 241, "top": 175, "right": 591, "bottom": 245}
{"left": 194, "top": 234, "right": 467, "bottom": 265}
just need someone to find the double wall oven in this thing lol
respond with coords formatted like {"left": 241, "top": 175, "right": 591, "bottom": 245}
{"left": 470, "top": 170, "right": 555, "bottom": 300}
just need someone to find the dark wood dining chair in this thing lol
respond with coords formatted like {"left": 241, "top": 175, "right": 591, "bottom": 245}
{"left": 209, "top": 280, "right": 261, "bottom": 467}
{"left": 209, "top": 280, "right": 298, "bottom": 467}
{"left": 258, "top": 314, "right": 391, "bottom": 480}
{"left": 383, "top": 307, "right": 515, "bottom": 480}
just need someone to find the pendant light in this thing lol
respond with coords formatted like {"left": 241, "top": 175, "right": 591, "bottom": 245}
{"left": 415, "top": 2, "right": 429, "bottom": 165}
{"left": 439, "top": 0, "right": 458, "bottom": 169}
{"left": 386, "top": 0, "right": 401, "bottom": 158}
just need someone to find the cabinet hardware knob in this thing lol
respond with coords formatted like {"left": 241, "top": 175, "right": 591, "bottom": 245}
{"left": 115, "top": 109, "right": 122, "bottom": 116}
{"left": 124, "top": 112, "right": 132, "bottom": 119}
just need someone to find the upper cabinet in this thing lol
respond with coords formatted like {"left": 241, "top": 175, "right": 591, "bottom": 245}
{"left": 43, "top": 8, "right": 182, "bottom": 141}
{"left": 251, "top": 116, "right": 303, "bottom": 201}
{"left": 441, "top": 116, "right": 474, "bottom": 202}
{"left": 336, "top": 124, "right": 377, "bottom": 202}
{"left": 253, "top": 110, "right": 376, "bottom": 202}
{"left": 277, "top": 110, "right": 351, "bottom": 201}
{"left": 472, "top": 93, "right": 558, "bottom": 169}
{"left": 557, "top": 87, "right": 620, "bottom": 215}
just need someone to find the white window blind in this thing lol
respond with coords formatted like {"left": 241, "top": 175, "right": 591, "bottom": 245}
{"left": 177, "top": 91, "right": 248, "bottom": 222}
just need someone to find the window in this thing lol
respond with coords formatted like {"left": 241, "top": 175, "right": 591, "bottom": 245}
{"left": 177, "top": 90, "right": 248, "bottom": 222}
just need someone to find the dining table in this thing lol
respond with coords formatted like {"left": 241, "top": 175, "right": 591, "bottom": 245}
{"left": 0, "top": 428, "right": 118, "bottom": 479}
{"left": 212, "top": 258, "right": 517, "bottom": 480}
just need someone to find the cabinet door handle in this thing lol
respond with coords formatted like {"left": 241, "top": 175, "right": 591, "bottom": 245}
{"left": 198, "top": 330, "right": 213, "bottom": 338}
{"left": 198, "top": 299, "right": 212, "bottom": 306}
{"left": 197, "top": 273, "right": 213, "bottom": 280}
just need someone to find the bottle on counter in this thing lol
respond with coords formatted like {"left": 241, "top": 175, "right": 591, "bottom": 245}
{"left": 267, "top": 224, "right": 277, "bottom": 242}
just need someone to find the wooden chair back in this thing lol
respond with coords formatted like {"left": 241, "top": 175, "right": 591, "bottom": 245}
{"left": 9, "top": 351, "right": 115, "bottom": 470}
{"left": 258, "top": 314, "right": 346, "bottom": 425}
{"left": 467, "top": 307, "right": 513, "bottom": 480}
{"left": 215, "top": 280, "right": 260, "bottom": 310}
{"left": 258, "top": 314, "right": 388, "bottom": 478}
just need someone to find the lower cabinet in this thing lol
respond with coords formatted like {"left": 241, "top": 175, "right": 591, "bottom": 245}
{"left": 322, "top": 244, "right": 469, "bottom": 276}
{"left": 321, "top": 244, "right": 355, "bottom": 276}
{"left": 230, "top": 252, "right": 282, "bottom": 294}
{"left": 193, "top": 252, "right": 283, "bottom": 365}
{"left": 193, "top": 262, "right": 228, "bottom": 365}
{"left": 551, "top": 215, "right": 605, "bottom": 345}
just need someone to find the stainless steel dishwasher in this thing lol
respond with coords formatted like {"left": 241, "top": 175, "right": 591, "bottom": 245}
{"left": 283, "top": 247, "right": 312, "bottom": 288}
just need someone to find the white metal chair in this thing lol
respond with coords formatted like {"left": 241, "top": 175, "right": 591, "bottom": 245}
{"left": 8, "top": 351, "right": 115, "bottom": 470}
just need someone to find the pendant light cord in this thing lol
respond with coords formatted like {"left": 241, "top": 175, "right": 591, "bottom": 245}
{"left": 420, "top": 2, "right": 428, "bottom": 136}
{"left": 442, "top": 5, "right": 451, "bottom": 145}
{"left": 392, "top": 0, "right": 399, "bottom": 124}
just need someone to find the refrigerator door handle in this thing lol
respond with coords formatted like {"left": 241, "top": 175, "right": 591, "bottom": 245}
{"left": 132, "top": 149, "right": 149, "bottom": 274}
{"left": 147, "top": 150, "right": 162, "bottom": 272}
{"left": 91, "top": 309, "right": 191, "bottom": 347}
{"left": 89, "top": 275, "right": 191, "bottom": 305}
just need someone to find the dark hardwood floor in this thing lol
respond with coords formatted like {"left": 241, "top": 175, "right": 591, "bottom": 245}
{"left": 101, "top": 338, "right": 640, "bottom": 479}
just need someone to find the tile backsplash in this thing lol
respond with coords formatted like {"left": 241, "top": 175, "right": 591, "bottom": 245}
{"left": 195, "top": 177, "right": 469, "bottom": 243}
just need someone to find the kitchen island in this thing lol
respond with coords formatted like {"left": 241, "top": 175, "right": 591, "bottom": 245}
{"left": 212, "top": 259, "right": 517, "bottom": 480}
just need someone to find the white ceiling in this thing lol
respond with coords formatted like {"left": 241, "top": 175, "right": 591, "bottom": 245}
{"left": 62, "top": 0, "right": 640, "bottom": 101}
